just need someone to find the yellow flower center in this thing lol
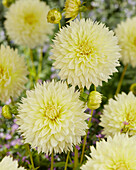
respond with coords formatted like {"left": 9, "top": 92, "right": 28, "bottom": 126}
{"left": 0, "top": 65, "right": 4, "bottom": 78}
{"left": 0, "top": 65, "right": 10, "bottom": 87}
{"left": 77, "top": 41, "right": 92, "bottom": 57}
{"left": 45, "top": 105, "right": 59, "bottom": 120}
{"left": 24, "top": 13, "right": 38, "bottom": 25}
{"left": 112, "top": 162, "right": 128, "bottom": 170}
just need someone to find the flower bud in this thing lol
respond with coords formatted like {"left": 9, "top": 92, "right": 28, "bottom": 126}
{"left": 2, "top": 105, "right": 12, "bottom": 119}
{"left": 2, "top": 0, "right": 14, "bottom": 8}
{"left": 87, "top": 91, "right": 102, "bottom": 110}
{"left": 64, "top": 0, "right": 81, "bottom": 20}
{"left": 47, "top": 9, "right": 62, "bottom": 24}
{"left": 130, "top": 83, "right": 136, "bottom": 95}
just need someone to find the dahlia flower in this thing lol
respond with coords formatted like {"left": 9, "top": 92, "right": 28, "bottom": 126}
{"left": 81, "top": 133, "right": 136, "bottom": 170}
{"left": 115, "top": 17, "right": 136, "bottom": 67}
{"left": 0, "top": 156, "right": 26, "bottom": 170}
{"left": 5, "top": 0, "right": 54, "bottom": 48}
{"left": 100, "top": 92, "right": 136, "bottom": 137}
{"left": 17, "top": 80, "right": 89, "bottom": 154}
{"left": 51, "top": 19, "right": 120, "bottom": 89}
{"left": 0, "top": 45, "right": 28, "bottom": 103}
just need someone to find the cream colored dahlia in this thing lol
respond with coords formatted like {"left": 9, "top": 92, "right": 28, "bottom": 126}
{"left": 115, "top": 17, "right": 136, "bottom": 67}
{"left": 100, "top": 92, "right": 136, "bottom": 137}
{"left": 81, "top": 133, "right": 136, "bottom": 170}
{"left": 0, "top": 156, "right": 26, "bottom": 170}
{"left": 51, "top": 19, "right": 121, "bottom": 89}
{"left": 17, "top": 80, "right": 89, "bottom": 154}
{"left": 64, "top": 0, "right": 81, "bottom": 20}
{"left": 0, "top": 45, "right": 28, "bottom": 103}
{"left": 5, "top": 0, "right": 54, "bottom": 48}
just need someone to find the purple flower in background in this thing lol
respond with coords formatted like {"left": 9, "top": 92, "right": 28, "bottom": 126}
{"left": 5, "top": 134, "right": 12, "bottom": 140}
{"left": 123, "top": 121, "right": 129, "bottom": 125}
{"left": 38, "top": 79, "right": 43, "bottom": 84}
{"left": 5, "top": 98, "right": 11, "bottom": 105}
{"left": 5, "top": 144, "right": 10, "bottom": 149}
{"left": 96, "top": 134, "right": 105, "bottom": 139}
{"left": 0, "top": 132, "right": 4, "bottom": 138}
{"left": 10, "top": 138, "right": 22, "bottom": 146}
{"left": 75, "top": 145, "right": 80, "bottom": 150}
{"left": 11, "top": 124, "right": 19, "bottom": 133}
{"left": 22, "top": 156, "right": 27, "bottom": 162}
{"left": 25, "top": 160, "right": 30, "bottom": 165}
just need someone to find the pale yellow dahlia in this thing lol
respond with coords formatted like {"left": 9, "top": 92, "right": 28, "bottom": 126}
{"left": 0, "top": 156, "right": 26, "bottom": 170}
{"left": 115, "top": 17, "right": 136, "bottom": 67}
{"left": 17, "top": 80, "right": 89, "bottom": 154}
{"left": 81, "top": 133, "right": 136, "bottom": 170}
{"left": 100, "top": 92, "right": 136, "bottom": 137}
{"left": 51, "top": 19, "right": 121, "bottom": 89}
{"left": 0, "top": 45, "right": 28, "bottom": 103}
{"left": 64, "top": 0, "right": 81, "bottom": 20}
{"left": 5, "top": 0, "right": 54, "bottom": 48}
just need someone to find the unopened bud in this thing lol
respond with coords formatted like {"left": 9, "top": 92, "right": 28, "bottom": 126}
{"left": 2, "top": 105, "right": 12, "bottom": 119}
{"left": 64, "top": 0, "right": 81, "bottom": 20}
{"left": 87, "top": 91, "right": 102, "bottom": 110}
{"left": 47, "top": 9, "right": 62, "bottom": 24}
{"left": 130, "top": 83, "right": 136, "bottom": 95}
{"left": 2, "top": 0, "right": 14, "bottom": 8}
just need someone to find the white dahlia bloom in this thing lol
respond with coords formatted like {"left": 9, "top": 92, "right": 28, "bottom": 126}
{"left": 17, "top": 80, "right": 89, "bottom": 154}
{"left": 115, "top": 17, "right": 136, "bottom": 67}
{"left": 0, "top": 45, "right": 28, "bottom": 103}
{"left": 100, "top": 92, "right": 136, "bottom": 137}
{"left": 81, "top": 133, "right": 136, "bottom": 170}
{"left": 51, "top": 19, "right": 121, "bottom": 89}
{"left": 0, "top": 156, "right": 26, "bottom": 170}
{"left": 5, "top": 0, "right": 54, "bottom": 48}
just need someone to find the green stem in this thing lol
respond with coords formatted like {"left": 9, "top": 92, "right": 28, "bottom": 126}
{"left": 115, "top": 64, "right": 128, "bottom": 95}
{"left": 80, "top": 109, "right": 94, "bottom": 164}
{"left": 51, "top": 152, "right": 54, "bottom": 170}
{"left": 59, "top": 21, "right": 61, "bottom": 30}
{"left": 73, "top": 146, "right": 78, "bottom": 169}
{"left": 80, "top": 12, "right": 82, "bottom": 19}
{"left": 30, "top": 49, "right": 36, "bottom": 79}
{"left": 64, "top": 151, "right": 70, "bottom": 170}
{"left": 10, "top": 96, "right": 14, "bottom": 105}
{"left": 26, "top": 144, "right": 35, "bottom": 170}
{"left": 37, "top": 48, "right": 43, "bottom": 81}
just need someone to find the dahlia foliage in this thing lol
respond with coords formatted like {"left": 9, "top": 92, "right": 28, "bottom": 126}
{"left": 1, "top": 0, "right": 136, "bottom": 169}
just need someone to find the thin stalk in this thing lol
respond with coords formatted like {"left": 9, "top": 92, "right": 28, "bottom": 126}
{"left": 29, "top": 49, "right": 36, "bottom": 78}
{"left": 80, "top": 109, "right": 94, "bottom": 164}
{"left": 80, "top": 12, "right": 82, "bottom": 19}
{"left": 10, "top": 96, "right": 14, "bottom": 105}
{"left": 37, "top": 48, "right": 43, "bottom": 81}
{"left": 51, "top": 152, "right": 54, "bottom": 170}
{"left": 73, "top": 146, "right": 78, "bottom": 169}
{"left": 64, "top": 151, "right": 70, "bottom": 170}
{"left": 115, "top": 64, "right": 128, "bottom": 95}
{"left": 59, "top": 21, "right": 61, "bottom": 30}
{"left": 26, "top": 144, "right": 35, "bottom": 170}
